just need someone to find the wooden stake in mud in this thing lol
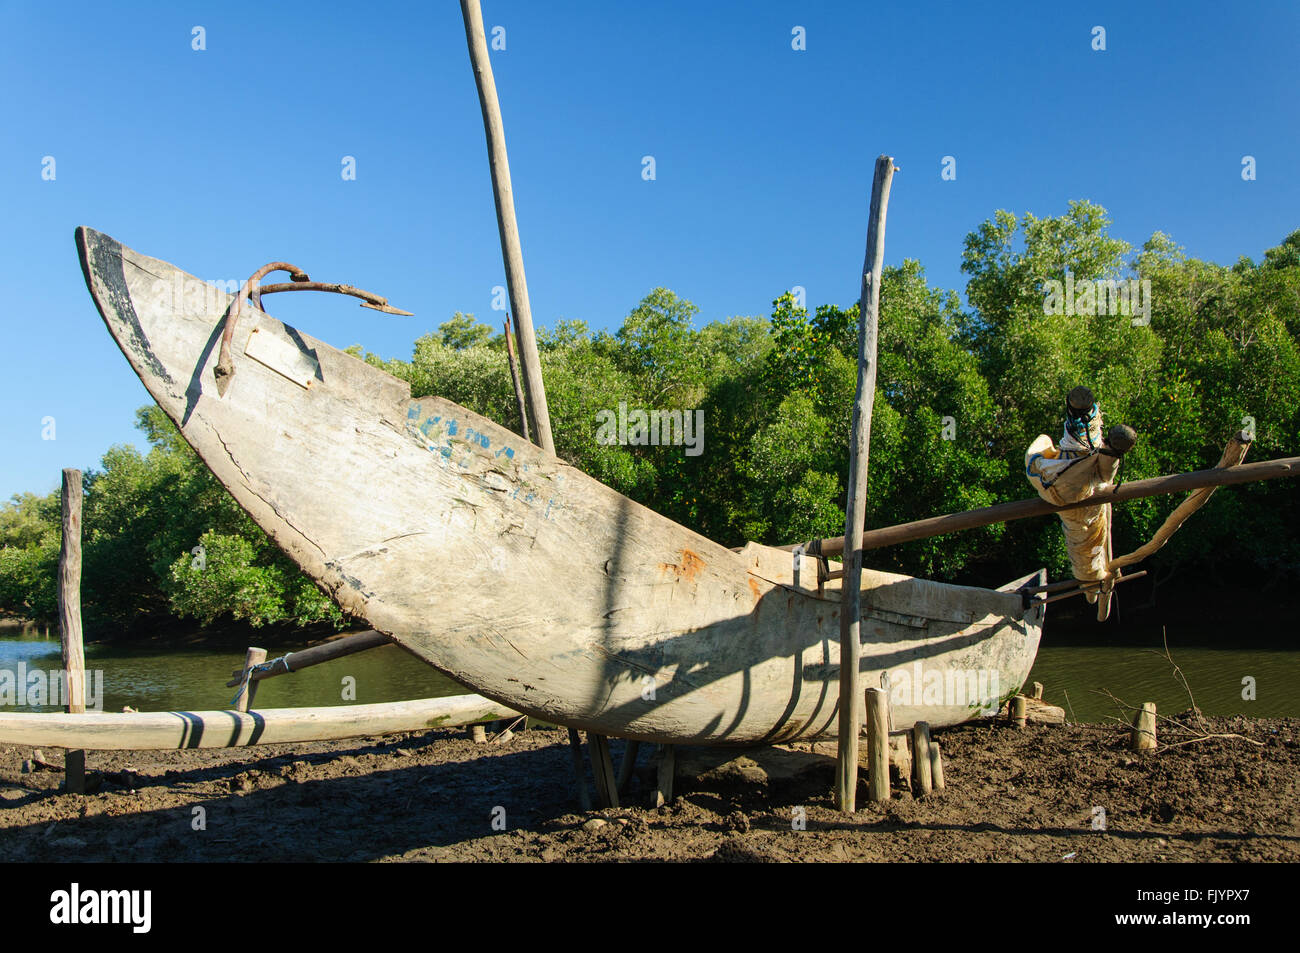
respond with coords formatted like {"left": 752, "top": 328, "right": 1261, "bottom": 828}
{"left": 1011, "top": 695, "right": 1028, "bottom": 728}
{"left": 911, "top": 721, "right": 933, "bottom": 797}
{"left": 588, "top": 732, "right": 619, "bottom": 809}
{"left": 865, "top": 688, "right": 891, "bottom": 803}
{"left": 567, "top": 729, "right": 592, "bottom": 811}
{"left": 836, "top": 155, "right": 895, "bottom": 813}
{"left": 889, "top": 735, "right": 912, "bottom": 790}
{"left": 929, "top": 738, "right": 945, "bottom": 791}
{"left": 1132, "top": 702, "right": 1158, "bottom": 751}
{"left": 58, "top": 469, "right": 86, "bottom": 794}
{"left": 654, "top": 744, "right": 675, "bottom": 808}
{"left": 235, "top": 647, "right": 267, "bottom": 713}
{"left": 461, "top": 0, "right": 553, "bottom": 454}
{"left": 616, "top": 739, "right": 641, "bottom": 796}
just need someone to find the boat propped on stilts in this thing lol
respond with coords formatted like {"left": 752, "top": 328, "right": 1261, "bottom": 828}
{"left": 74, "top": 228, "right": 1049, "bottom": 746}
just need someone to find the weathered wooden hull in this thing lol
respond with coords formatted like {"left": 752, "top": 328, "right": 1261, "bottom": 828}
{"left": 77, "top": 228, "right": 1045, "bottom": 746}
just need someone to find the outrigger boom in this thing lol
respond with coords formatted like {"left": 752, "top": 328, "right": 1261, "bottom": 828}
{"left": 786, "top": 449, "right": 1300, "bottom": 557}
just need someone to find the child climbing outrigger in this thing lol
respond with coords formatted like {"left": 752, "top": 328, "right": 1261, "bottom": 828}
{"left": 1025, "top": 386, "right": 1137, "bottom": 621}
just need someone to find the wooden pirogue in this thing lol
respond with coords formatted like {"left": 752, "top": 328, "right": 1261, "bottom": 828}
{"left": 77, "top": 227, "right": 1044, "bottom": 745}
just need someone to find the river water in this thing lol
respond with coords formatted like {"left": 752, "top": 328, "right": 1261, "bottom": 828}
{"left": 0, "top": 624, "right": 461, "bottom": 715}
{"left": 1, "top": 622, "right": 1296, "bottom": 723}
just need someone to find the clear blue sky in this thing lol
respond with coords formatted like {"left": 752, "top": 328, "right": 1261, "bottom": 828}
{"left": 1, "top": 0, "right": 1296, "bottom": 500}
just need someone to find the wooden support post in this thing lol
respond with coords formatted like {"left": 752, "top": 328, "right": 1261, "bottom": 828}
{"left": 460, "top": 0, "right": 553, "bottom": 454}
{"left": 653, "top": 744, "right": 675, "bottom": 808}
{"left": 1011, "top": 695, "right": 1028, "bottom": 728}
{"left": 566, "top": 728, "right": 593, "bottom": 811}
{"left": 469, "top": 723, "right": 487, "bottom": 743}
{"left": 889, "top": 734, "right": 912, "bottom": 791}
{"left": 235, "top": 647, "right": 267, "bottom": 713}
{"left": 616, "top": 739, "right": 641, "bottom": 795}
{"left": 912, "top": 721, "right": 933, "bottom": 797}
{"left": 588, "top": 732, "right": 619, "bottom": 808}
{"left": 836, "top": 154, "right": 895, "bottom": 814}
{"left": 865, "top": 688, "right": 890, "bottom": 803}
{"left": 58, "top": 469, "right": 85, "bottom": 795}
{"left": 929, "top": 738, "right": 945, "bottom": 792}
{"left": 1132, "top": 702, "right": 1158, "bottom": 751}
{"left": 1032, "top": 681, "right": 1044, "bottom": 700}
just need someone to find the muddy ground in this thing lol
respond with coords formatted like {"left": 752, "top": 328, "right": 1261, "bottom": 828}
{"left": 1, "top": 713, "right": 1295, "bottom": 862}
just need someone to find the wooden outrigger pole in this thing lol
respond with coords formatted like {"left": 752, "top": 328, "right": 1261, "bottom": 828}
{"left": 786, "top": 450, "right": 1300, "bottom": 558}
{"left": 0, "top": 696, "right": 515, "bottom": 751}
{"left": 225, "top": 630, "right": 394, "bottom": 689}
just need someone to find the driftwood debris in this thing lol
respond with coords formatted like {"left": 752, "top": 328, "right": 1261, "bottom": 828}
{"left": 1110, "top": 430, "right": 1251, "bottom": 571}
{"left": 1003, "top": 694, "right": 1066, "bottom": 726}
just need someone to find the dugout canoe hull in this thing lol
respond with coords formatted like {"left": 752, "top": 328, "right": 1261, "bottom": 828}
{"left": 76, "top": 227, "right": 1045, "bottom": 746}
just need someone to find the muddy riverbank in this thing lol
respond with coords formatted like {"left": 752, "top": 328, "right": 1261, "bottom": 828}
{"left": 1, "top": 712, "right": 1295, "bottom": 863}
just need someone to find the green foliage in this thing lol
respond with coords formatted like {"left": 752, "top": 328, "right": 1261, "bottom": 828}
{"left": 166, "top": 530, "right": 342, "bottom": 628}
{"left": 3, "top": 202, "right": 1298, "bottom": 641}
{"left": 439, "top": 312, "right": 497, "bottom": 351}
{"left": 0, "top": 407, "right": 347, "bottom": 636}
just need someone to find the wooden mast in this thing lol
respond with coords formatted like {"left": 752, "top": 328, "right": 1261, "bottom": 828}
{"left": 461, "top": 0, "right": 615, "bottom": 807}
{"left": 460, "top": 0, "right": 554, "bottom": 454}
{"left": 837, "top": 155, "right": 895, "bottom": 813}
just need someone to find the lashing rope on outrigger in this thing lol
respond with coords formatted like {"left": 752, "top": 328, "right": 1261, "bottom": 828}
{"left": 229, "top": 652, "right": 295, "bottom": 708}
